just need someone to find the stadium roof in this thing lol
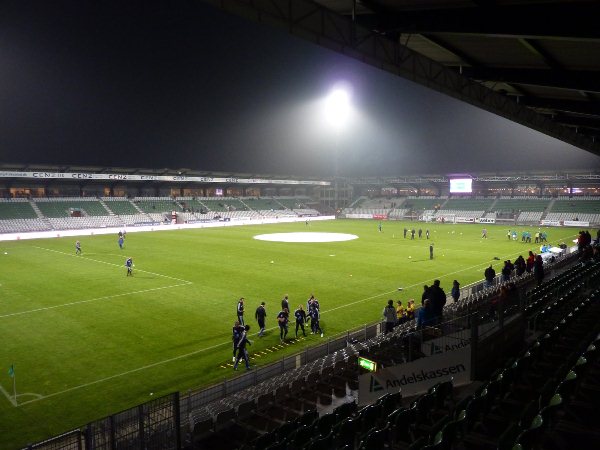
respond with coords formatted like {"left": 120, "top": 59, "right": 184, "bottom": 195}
{"left": 205, "top": 0, "right": 600, "bottom": 158}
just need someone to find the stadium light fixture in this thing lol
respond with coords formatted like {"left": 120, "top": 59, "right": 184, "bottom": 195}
{"left": 325, "top": 87, "right": 351, "bottom": 129}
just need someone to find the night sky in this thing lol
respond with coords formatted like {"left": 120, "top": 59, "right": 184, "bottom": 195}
{"left": 0, "top": 1, "right": 598, "bottom": 177}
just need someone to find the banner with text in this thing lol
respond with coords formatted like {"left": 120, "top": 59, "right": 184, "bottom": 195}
{"left": 477, "top": 217, "right": 496, "bottom": 224}
{"left": 563, "top": 220, "right": 590, "bottom": 227}
{"left": 0, "top": 171, "right": 330, "bottom": 185}
{"left": 358, "top": 345, "right": 471, "bottom": 405}
{"left": 541, "top": 220, "right": 561, "bottom": 227}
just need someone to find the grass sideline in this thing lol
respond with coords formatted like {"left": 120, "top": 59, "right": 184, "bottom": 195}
{"left": 0, "top": 219, "right": 579, "bottom": 448}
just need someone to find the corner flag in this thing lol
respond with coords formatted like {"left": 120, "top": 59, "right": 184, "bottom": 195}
{"left": 8, "top": 365, "right": 14, "bottom": 377}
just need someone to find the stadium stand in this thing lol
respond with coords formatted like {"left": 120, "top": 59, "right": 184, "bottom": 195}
{"left": 494, "top": 198, "right": 551, "bottom": 214}
{"left": 101, "top": 197, "right": 141, "bottom": 215}
{"left": 404, "top": 197, "right": 445, "bottom": 211}
{"left": 34, "top": 198, "right": 109, "bottom": 217}
{"left": 195, "top": 198, "right": 246, "bottom": 212}
{"left": 0, "top": 198, "right": 38, "bottom": 219}
{"left": 241, "top": 197, "right": 287, "bottom": 211}
{"left": 0, "top": 218, "right": 49, "bottom": 233}
{"left": 444, "top": 198, "right": 494, "bottom": 211}
{"left": 551, "top": 198, "right": 600, "bottom": 214}
{"left": 435, "top": 209, "right": 485, "bottom": 220}
{"left": 276, "top": 197, "right": 312, "bottom": 210}
{"left": 133, "top": 197, "right": 184, "bottom": 213}
{"left": 517, "top": 211, "right": 544, "bottom": 223}
{"left": 47, "top": 216, "right": 122, "bottom": 230}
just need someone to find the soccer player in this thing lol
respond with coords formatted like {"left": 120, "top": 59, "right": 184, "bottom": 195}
{"left": 430, "top": 243, "right": 434, "bottom": 260}
{"left": 426, "top": 229, "right": 430, "bottom": 239}
{"left": 294, "top": 305, "right": 307, "bottom": 338}
{"left": 75, "top": 240, "right": 81, "bottom": 255}
{"left": 255, "top": 302, "right": 266, "bottom": 337}
{"left": 482, "top": 228, "right": 488, "bottom": 239}
{"left": 231, "top": 321, "right": 244, "bottom": 362}
{"left": 418, "top": 228, "right": 422, "bottom": 238}
{"left": 277, "top": 308, "right": 289, "bottom": 343}
{"left": 125, "top": 257, "right": 133, "bottom": 276}
{"left": 309, "top": 303, "right": 323, "bottom": 337}
{"left": 118, "top": 236, "right": 124, "bottom": 250}
{"left": 403, "top": 228, "right": 408, "bottom": 238}
{"left": 237, "top": 297, "right": 245, "bottom": 325}
{"left": 411, "top": 229, "right": 416, "bottom": 240}
{"left": 233, "top": 325, "right": 252, "bottom": 371}
{"left": 378, "top": 222, "right": 382, "bottom": 233}
{"left": 281, "top": 295, "right": 290, "bottom": 312}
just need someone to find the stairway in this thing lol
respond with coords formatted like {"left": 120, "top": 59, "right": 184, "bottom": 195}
{"left": 28, "top": 199, "right": 54, "bottom": 229}
{"left": 540, "top": 198, "right": 556, "bottom": 221}
{"left": 98, "top": 199, "right": 116, "bottom": 215}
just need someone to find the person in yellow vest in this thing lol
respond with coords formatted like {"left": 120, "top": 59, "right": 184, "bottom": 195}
{"left": 396, "top": 300, "right": 406, "bottom": 324}
{"left": 406, "top": 299, "right": 416, "bottom": 321}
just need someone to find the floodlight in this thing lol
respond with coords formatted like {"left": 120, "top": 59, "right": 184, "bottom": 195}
{"left": 325, "top": 88, "right": 351, "bottom": 128}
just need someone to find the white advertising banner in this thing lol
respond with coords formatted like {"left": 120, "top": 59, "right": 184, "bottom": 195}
{"left": 346, "top": 213, "right": 374, "bottom": 219}
{"left": 358, "top": 345, "right": 471, "bottom": 405}
{"left": 0, "top": 171, "right": 330, "bottom": 186}
{"left": 455, "top": 217, "right": 475, "bottom": 223}
{"left": 563, "top": 220, "right": 589, "bottom": 227}
{"left": 477, "top": 217, "right": 496, "bottom": 224}
{"left": 541, "top": 220, "right": 561, "bottom": 226}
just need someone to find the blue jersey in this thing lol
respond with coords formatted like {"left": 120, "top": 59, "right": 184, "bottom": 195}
{"left": 126, "top": 258, "right": 133, "bottom": 268}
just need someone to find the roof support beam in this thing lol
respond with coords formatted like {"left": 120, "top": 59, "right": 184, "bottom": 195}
{"left": 517, "top": 38, "right": 562, "bottom": 70}
{"left": 520, "top": 97, "right": 600, "bottom": 117}
{"left": 461, "top": 67, "right": 600, "bottom": 93}
{"left": 420, "top": 34, "right": 480, "bottom": 67}
{"left": 354, "top": 3, "right": 600, "bottom": 40}
{"left": 201, "top": 0, "right": 600, "bottom": 157}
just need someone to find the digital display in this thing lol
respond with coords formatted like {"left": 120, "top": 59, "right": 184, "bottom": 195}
{"left": 450, "top": 178, "right": 472, "bottom": 193}
{"left": 215, "top": 188, "right": 223, "bottom": 196}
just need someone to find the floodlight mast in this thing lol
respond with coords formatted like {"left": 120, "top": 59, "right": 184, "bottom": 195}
{"left": 325, "top": 87, "right": 351, "bottom": 212}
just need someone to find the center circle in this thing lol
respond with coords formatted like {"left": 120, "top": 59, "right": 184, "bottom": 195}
{"left": 253, "top": 232, "right": 358, "bottom": 243}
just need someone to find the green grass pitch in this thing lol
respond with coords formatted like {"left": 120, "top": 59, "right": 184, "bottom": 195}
{"left": 0, "top": 220, "right": 579, "bottom": 448}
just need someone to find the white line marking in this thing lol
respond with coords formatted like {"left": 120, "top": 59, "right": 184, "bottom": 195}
{"left": 33, "top": 246, "right": 193, "bottom": 284}
{"left": 0, "top": 381, "right": 16, "bottom": 406}
{"left": 0, "top": 283, "right": 190, "bottom": 319}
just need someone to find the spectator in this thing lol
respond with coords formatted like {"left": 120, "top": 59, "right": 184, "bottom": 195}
{"left": 396, "top": 300, "right": 406, "bottom": 325}
{"left": 515, "top": 255, "right": 526, "bottom": 276}
{"left": 406, "top": 300, "right": 416, "bottom": 321}
{"left": 382, "top": 299, "right": 397, "bottom": 334}
{"left": 501, "top": 260, "right": 512, "bottom": 282}
{"left": 417, "top": 299, "right": 435, "bottom": 329}
{"left": 451, "top": 280, "right": 460, "bottom": 302}
{"left": 534, "top": 255, "right": 545, "bottom": 286}
{"left": 421, "top": 285, "right": 430, "bottom": 306}
{"left": 526, "top": 251, "right": 535, "bottom": 273}
{"left": 484, "top": 265, "right": 496, "bottom": 288}
{"left": 428, "top": 279, "right": 446, "bottom": 324}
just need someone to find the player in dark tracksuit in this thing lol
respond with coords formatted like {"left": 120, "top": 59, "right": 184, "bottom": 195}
{"left": 237, "top": 298, "right": 245, "bottom": 325}
{"left": 294, "top": 305, "right": 307, "bottom": 338}
{"left": 255, "top": 302, "right": 266, "bottom": 337}
{"left": 233, "top": 325, "right": 252, "bottom": 370}
{"left": 232, "top": 321, "right": 244, "bottom": 362}
{"left": 277, "top": 308, "right": 289, "bottom": 343}
{"left": 309, "top": 302, "right": 323, "bottom": 337}
{"left": 281, "top": 295, "right": 290, "bottom": 312}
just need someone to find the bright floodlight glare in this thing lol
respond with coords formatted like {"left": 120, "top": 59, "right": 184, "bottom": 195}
{"left": 325, "top": 88, "right": 350, "bottom": 128}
